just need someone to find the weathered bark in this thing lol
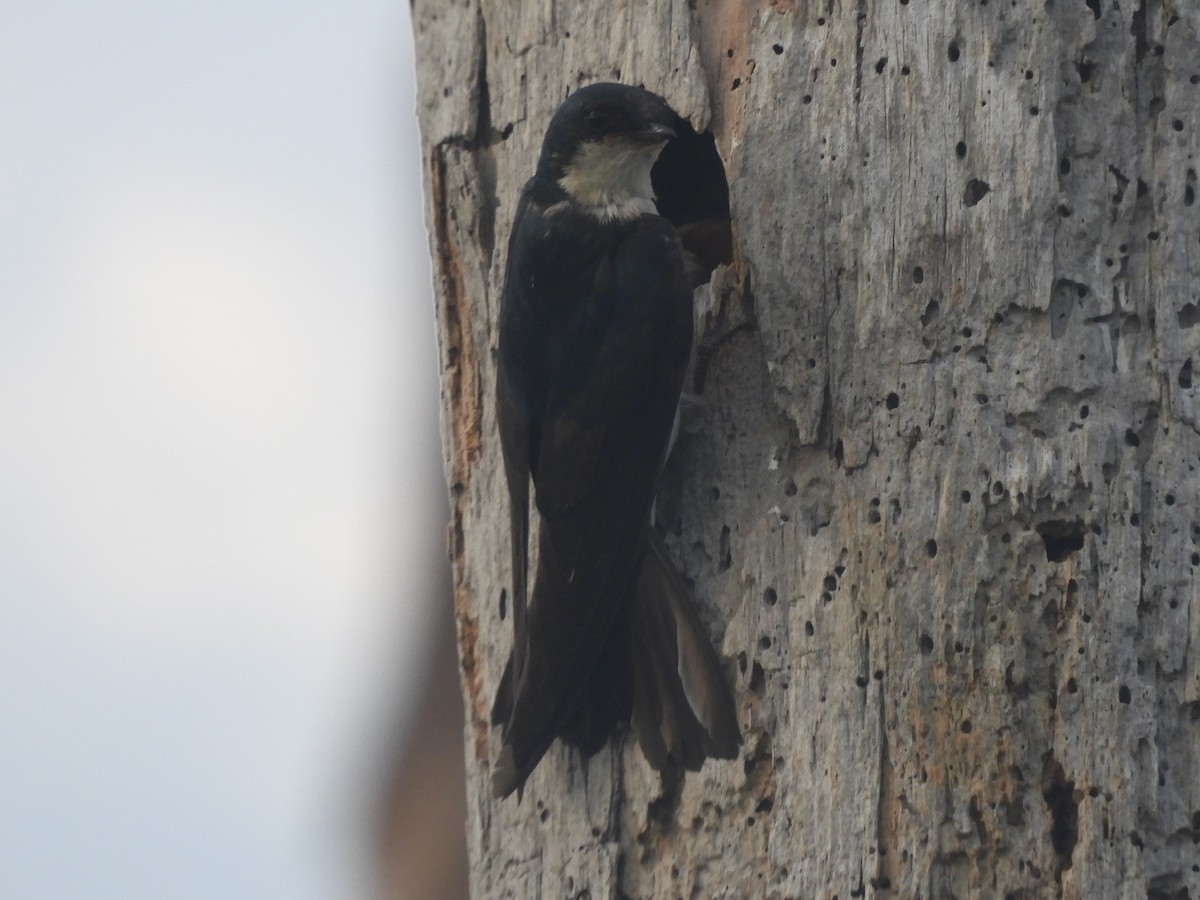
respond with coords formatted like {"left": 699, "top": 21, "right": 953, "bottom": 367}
{"left": 412, "top": 1, "right": 1200, "bottom": 896}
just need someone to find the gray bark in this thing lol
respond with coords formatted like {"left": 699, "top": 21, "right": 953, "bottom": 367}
{"left": 412, "top": 1, "right": 1200, "bottom": 897}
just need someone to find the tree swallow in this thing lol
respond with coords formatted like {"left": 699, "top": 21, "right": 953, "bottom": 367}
{"left": 490, "top": 82, "right": 740, "bottom": 798}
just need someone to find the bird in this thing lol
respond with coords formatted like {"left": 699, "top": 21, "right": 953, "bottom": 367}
{"left": 490, "top": 82, "right": 741, "bottom": 799}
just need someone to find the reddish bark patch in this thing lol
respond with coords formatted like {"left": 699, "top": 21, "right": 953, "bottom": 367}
{"left": 691, "top": 0, "right": 758, "bottom": 161}
{"left": 453, "top": 558, "right": 490, "bottom": 763}
{"left": 430, "top": 146, "right": 483, "bottom": 491}
{"left": 431, "top": 146, "right": 488, "bottom": 761}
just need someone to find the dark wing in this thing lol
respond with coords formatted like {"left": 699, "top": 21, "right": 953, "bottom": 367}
{"left": 492, "top": 190, "right": 541, "bottom": 733}
{"left": 492, "top": 369, "right": 530, "bottom": 728}
{"left": 492, "top": 216, "right": 693, "bottom": 797}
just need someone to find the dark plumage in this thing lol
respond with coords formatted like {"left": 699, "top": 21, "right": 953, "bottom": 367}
{"left": 491, "top": 83, "right": 740, "bottom": 798}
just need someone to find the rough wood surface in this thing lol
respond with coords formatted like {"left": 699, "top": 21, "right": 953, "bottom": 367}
{"left": 412, "top": 1, "right": 1200, "bottom": 896}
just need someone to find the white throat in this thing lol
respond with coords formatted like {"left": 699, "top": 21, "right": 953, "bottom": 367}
{"left": 557, "top": 137, "right": 665, "bottom": 222}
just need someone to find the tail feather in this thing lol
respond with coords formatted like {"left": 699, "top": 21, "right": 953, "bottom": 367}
{"left": 490, "top": 527, "right": 739, "bottom": 796}
{"left": 628, "top": 529, "right": 741, "bottom": 770}
{"left": 490, "top": 655, "right": 513, "bottom": 728}
{"left": 557, "top": 610, "right": 633, "bottom": 756}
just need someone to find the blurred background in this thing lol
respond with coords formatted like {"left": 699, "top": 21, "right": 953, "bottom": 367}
{"left": 1, "top": 2, "right": 466, "bottom": 898}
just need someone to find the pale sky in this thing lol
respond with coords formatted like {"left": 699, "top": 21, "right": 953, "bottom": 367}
{"left": 0, "top": 3, "right": 442, "bottom": 897}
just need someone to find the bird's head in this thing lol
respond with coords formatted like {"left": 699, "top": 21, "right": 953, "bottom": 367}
{"left": 538, "top": 83, "right": 678, "bottom": 221}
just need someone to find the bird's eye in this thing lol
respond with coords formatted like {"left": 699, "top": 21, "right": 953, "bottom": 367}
{"left": 584, "top": 109, "right": 611, "bottom": 131}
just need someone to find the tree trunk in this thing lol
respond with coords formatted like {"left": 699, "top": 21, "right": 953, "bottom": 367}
{"left": 412, "top": 1, "right": 1200, "bottom": 896}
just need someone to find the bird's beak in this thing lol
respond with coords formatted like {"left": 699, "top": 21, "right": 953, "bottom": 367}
{"left": 633, "top": 122, "right": 676, "bottom": 144}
